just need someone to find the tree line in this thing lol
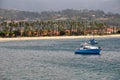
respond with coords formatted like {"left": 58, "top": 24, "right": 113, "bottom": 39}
{"left": 0, "top": 20, "right": 117, "bottom": 37}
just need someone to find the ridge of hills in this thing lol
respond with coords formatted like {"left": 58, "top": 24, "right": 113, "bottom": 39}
{"left": 0, "top": 8, "right": 120, "bottom": 26}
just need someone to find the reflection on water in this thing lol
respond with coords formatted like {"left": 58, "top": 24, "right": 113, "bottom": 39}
{"left": 0, "top": 37, "right": 120, "bottom": 80}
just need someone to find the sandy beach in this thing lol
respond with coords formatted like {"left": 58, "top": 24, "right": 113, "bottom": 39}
{"left": 0, "top": 34, "right": 120, "bottom": 42}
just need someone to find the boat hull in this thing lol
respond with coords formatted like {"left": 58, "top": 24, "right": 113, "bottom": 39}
{"left": 75, "top": 49, "right": 101, "bottom": 54}
{"left": 88, "top": 39, "right": 98, "bottom": 45}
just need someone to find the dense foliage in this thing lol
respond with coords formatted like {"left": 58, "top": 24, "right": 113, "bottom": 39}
{"left": 0, "top": 8, "right": 120, "bottom": 37}
{"left": 0, "top": 20, "right": 118, "bottom": 37}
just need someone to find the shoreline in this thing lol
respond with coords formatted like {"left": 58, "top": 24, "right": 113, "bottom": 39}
{"left": 0, "top": 34, "right": 120, "bottom": 42}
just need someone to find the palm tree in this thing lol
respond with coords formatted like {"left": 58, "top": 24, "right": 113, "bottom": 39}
{"left": 0, "top": 21, "right": 7, "bottom": 37}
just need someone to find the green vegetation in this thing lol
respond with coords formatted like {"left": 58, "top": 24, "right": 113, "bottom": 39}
{"left": 0, "top": 8, "right": 120, "bottom": 37}
{"left": 0, "top": 20, "right": 118, "bottom": 37}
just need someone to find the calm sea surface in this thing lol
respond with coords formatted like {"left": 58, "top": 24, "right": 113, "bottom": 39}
{"left": 0, "top": 37, "right": 120, "bottom": 80}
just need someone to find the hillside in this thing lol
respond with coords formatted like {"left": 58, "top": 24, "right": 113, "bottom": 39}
{"left": 0, "top": 8, "right": 41, "bottom": 20}
{"left": 0, "top": 8, "right": 120, "bottom": 26}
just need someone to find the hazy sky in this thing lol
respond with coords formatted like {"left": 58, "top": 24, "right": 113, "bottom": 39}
{"left": 0, "top": 0, "right": 120, "bottom": 13}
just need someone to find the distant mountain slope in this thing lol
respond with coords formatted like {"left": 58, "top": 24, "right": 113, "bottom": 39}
{"left": 0, "top": 8, "right": 120, "bottom": 26}
{"left": 0, "top": 8, "right": 41, "bottom": 20}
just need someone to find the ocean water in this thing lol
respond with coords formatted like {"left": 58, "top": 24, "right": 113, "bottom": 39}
{"left": 0, "top": 37, "right": 120, "bottom": 80}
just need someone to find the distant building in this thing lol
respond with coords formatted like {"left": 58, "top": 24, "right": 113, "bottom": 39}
{"left": 56, "top": 17, "right": 68, "bottom": 21}
{"left": 97, "top": 18, "right": 108, "bottom": 21}
{"left": 105, "top": 28, "right": 114, "bottom": 34}
{"left": 0, "top": 16, "right": 3, "bottom": 19}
